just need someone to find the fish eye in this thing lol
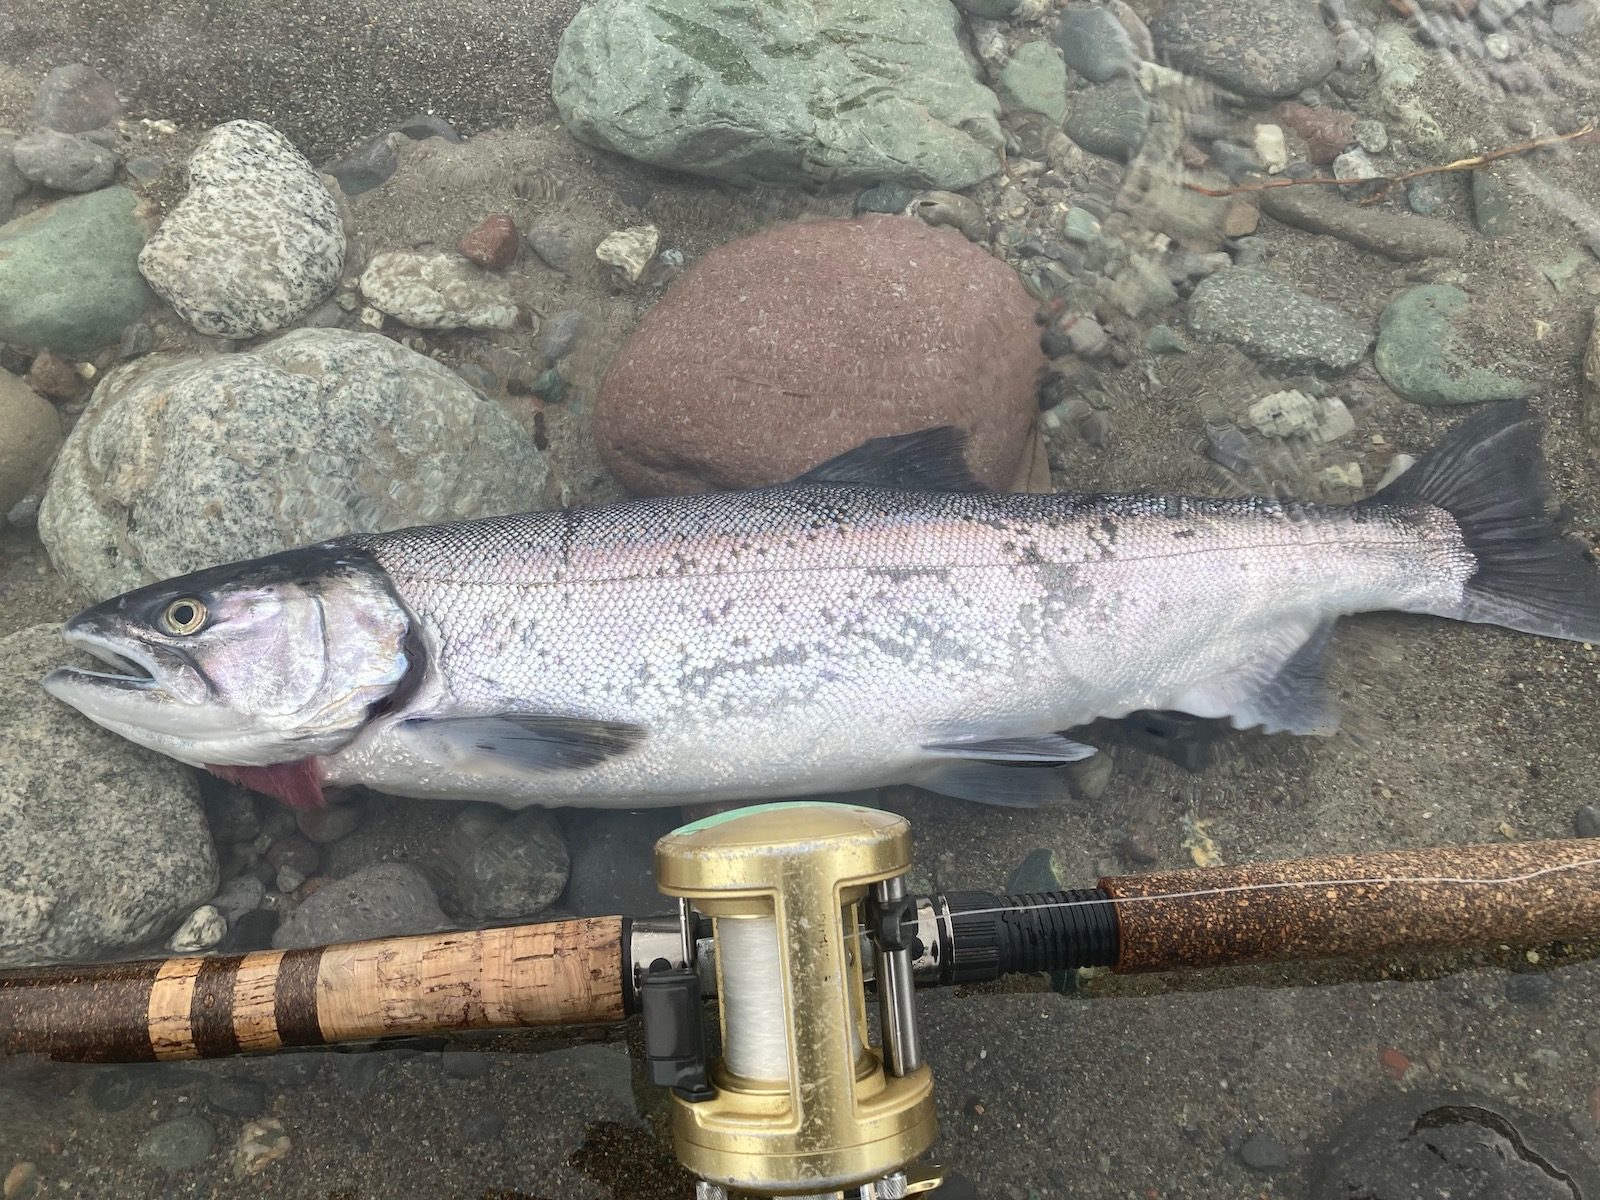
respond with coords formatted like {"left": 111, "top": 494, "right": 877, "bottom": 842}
{"left": 161, "top": 598, "right": 208, "bottom": 635}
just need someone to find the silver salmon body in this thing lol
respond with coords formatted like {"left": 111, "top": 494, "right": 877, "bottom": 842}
{"left": 41, "top": 403, "right": 1600, "bottom": 810}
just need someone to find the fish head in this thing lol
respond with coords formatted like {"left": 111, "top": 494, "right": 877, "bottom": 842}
{"left": 41, "top": 544, "right": 415, "bottom": 768}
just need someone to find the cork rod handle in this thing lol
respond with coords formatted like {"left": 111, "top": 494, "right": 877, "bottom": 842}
{"left": 1099, "top": 839, "right": 1600, "bottom": 972}
{"left": 1, "top": 916, "right": 628, "bottom": 1063}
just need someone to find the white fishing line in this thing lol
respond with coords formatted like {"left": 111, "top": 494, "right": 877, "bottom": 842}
{"left": 718, "top": 915, "right": 791, "bottom": 1082}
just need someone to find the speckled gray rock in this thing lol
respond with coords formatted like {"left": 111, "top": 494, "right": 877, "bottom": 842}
{"left": 138, "top": 121, "right": 345, "bottom": 338}
{"left": 1056, "top": 4, "right": 1138, "bottom": 82}
{"left": 998, "top": 42, "right": 1068, "bottom": 123}
{"left": 2, "top": 624, "right": 217, "bottom": 968}
{"left": 272, "top": 862, "right": 451, "bottom": 949}
{"left": 39, "top": 328, "right": 547, "bottom": 600}
{"left": 0, "top": 187, "right": 152, "bottom": 355}
{"left": 1151, "top": 0, "right": 1336, "bottom": 98}
{"left": 1374, "top": 285, "right": 1532, "bottom": 406}
{"left": 539, "top": 309, "right": 586, "bottom": 361}
{"left": 1064, "top": 78, "right": 1150, "bottom": 161}
{"left": 434, "top": 805, "right": 569, "bottom": 922}
{"left": 1187, "top": 268, "right": 1369, "bottom": 372}
{"left": 12, "top": 130, "right": 117, "bottom": 193}
{"left": 33, "top": 64, "right": 123, "bottom": 133}
{"left": 359, "top": 252, "right": 519, "bottom": 330}
{"left": 552, "top": 0, "right": 1002, "bottom": 189}
{"left": 0, "top": 370, "right": 62, "bottom": 515}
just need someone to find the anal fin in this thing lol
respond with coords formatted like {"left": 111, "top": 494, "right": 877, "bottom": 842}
{"left": 1170, "top": 621, "right": 1339, "bottom": 736}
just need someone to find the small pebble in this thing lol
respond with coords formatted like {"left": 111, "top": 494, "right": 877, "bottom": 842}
{"left": 1576, "top": 804, "right": 1600, "bottom": 839}
{"left": 525, "top": 222, "right": 572, "bottom": 272}
{"left": 1332, "top": 147, "right": 1378, "bottom": 187}
{"left": 25, "top": 352, "right": 86, "bottom": 402}
{"left": 1064, "top": 316, "right": 1110, "bottom": 357}
{"left": 1352, "top": 119, "right": 1389, "bottom": 153}
{"left": 266, "top": 834, "right": 319, "bottom": 877}
{"left": 1222, "top": 198, "right": 1259, "bottom": 238}
{"left": 168, "top": 904, "right": 227, "bottom": 953}
{"left": 1237, "top": 1131, "right": 1290, "bottom": 1172}
{"left": 532, "top": 368, "right": 569, "bottom": 404}
{"left": 137, "top": 1116, "right": 217, "bottom": 1172}
{"left": 1380, "top": 1046, "right": 1412, "bottom": 1078}
{"left": 392, "top": 114, "right": 462, "bottom": 142}
{"left": 538, "top": 309, "right": 586, "bottom": 362}
{"left": 1253, "top": 124, "right": 1288, "bottom": 174}
{"left": 595, "top": 225, "right": 660, "bottom": 283}
{"left": 1117, "top": 826, "right": 1159, "bottom": 865}
{"left": 275, "top": 865, "right": 306, "bottom": 894}
{"left": 457, "top": 214, "right": 519, "bottom": 271}
{"left": 124, "top": 154, "right": 167, "bottom": 186}
{"left": 231, "top": 1118, "right": 291, "bottom": 1177}
{"left": 854, "top": 183, "right": 915, "bottom": 215}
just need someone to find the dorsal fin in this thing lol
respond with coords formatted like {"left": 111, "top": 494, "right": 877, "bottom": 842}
{"left": 791, "top": 426, "right": 987, "bottom": 492}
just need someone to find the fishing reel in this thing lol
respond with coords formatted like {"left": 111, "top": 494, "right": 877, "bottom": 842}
{"left": 636, "top": 803, "right": 941, "bottom": 1199}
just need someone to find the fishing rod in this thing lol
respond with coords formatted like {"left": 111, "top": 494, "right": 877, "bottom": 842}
{"left": 4, "top": 802, "right": 1599, "bottom": 1199}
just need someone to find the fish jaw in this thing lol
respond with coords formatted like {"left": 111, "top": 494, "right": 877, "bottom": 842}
{"left": 42, "top": 615, "right": 317, "bottom": 768}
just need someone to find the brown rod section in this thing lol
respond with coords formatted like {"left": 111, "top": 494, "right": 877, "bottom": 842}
{"left": 1, "top": 916, "right": 627, "bottom": 1064}
{"left": 1099, "top": 839, "right": 1600, "bottom": 972}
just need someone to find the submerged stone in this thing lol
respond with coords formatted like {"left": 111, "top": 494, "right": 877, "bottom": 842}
{"left": 40, "top": 329, "right": 546, "bottom": 599}
{"left": 1375, "top": 285, "right": 1532, "bottom": 405}
{"left": 552, "top": 0, "right": 1002, "bottom": 189}
{"left": 0, "top": 187, "right": 153, "bottom": 356}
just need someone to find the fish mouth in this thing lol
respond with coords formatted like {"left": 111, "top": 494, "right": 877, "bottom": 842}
{"left": 47, "top": 628, "right": 164, "bottom": 693}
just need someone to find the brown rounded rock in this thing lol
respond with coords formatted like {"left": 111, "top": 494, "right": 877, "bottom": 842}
{"left": 595, "top": 215, "right": 1044, "bottom": 494}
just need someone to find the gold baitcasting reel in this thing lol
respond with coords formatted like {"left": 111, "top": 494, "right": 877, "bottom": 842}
{"left": 642, "top": 802, "right": 940, "bottom": 1199}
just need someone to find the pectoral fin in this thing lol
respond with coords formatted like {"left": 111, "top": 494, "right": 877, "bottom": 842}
{"left": 399, "top": 714, "right": 647, "bottom": 774}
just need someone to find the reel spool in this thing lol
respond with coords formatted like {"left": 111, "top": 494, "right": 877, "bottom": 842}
{"left": 642, "top": 802, "right": 939, "bottom": 1199}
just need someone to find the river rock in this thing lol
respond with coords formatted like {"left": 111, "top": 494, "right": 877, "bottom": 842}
{"left": 998, "top": 42, "right": 1069, "bottom": 123}
{"left": 272, "top": 862, "right": 451, "bottom": 949}
{"left": 11, "top": 131, "right": 117, "bottom": 193}
{"left": 138, "top": 121, "right": 345, "bottom": 338}
{"left": 0, "top": 371, "right": 62, "bottom": 515}
{"left": 1187, "top": 269, "right": 1369, "bottom": 372}
{"left": 433, "top": 805, "right": 570, "bottom": 922}
{"left": 1258, "top": 181, "right": 1468, "bottom": 261}
{"left": 552, "top": 0, "right": 1002, "bottom": 189}
{"left": 1150, "top": 0, "right": 1336, "bottom": 98}
{"left": 2, "top": 625, "right": 217, "bottom": 967}
{"left": 40, "top": 328, "right": 547, "bottom": 600}
{"left": 595, "top": 215, "right": 1042, "bottom": 494}
{"left": 1374, "top": 285, "right": 1533, "bottom": 406}
{"left": 0, "top": 187, "right": 152, "bottom": 355}
{"left": 33, "top": 64, "right": 123, "bottom": 133}
{"left": 359, "top": 252, "right": 519, "bottom": 330}
{"left": 1056, "top": 4, "right": 1138, "bottom": 82}
{"left": 1063, "top": 78, "right": 1149, "bottom": 161}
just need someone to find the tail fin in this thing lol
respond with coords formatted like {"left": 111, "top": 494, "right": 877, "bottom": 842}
{"left": 1360, "top": 400, "right": 1600, "bottom": 643}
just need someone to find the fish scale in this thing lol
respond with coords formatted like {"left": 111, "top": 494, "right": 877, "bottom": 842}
{"left": 40, "top": 405, "right": 1600, "bottom": 811}
{"left": 322, "top": 487, "right": 1466, "bottom": 808}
